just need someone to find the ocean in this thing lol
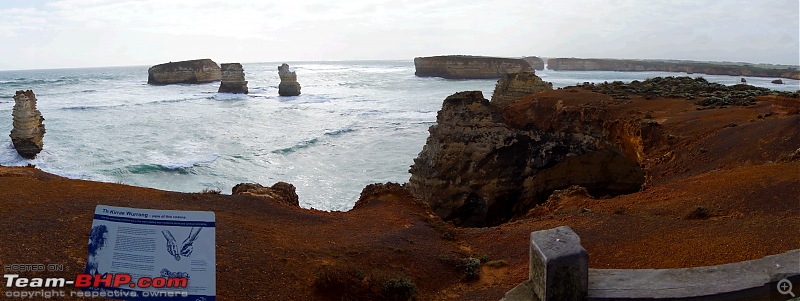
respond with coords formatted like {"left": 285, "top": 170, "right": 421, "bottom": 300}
{"left": 0, "top": 60, "right": 797, "bottom": 211}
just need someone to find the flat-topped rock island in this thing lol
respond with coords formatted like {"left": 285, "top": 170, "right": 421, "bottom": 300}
{"left": 414, "top": 55, "right": 533, "bottom": 79}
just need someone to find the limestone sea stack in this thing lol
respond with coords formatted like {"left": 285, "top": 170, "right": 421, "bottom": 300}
{"left": 10, "top": 90, "right": 45, "bottom": 159}
{"left": 218, "top": 63, "right": 248, "bottom": 94}
{"left": 414, "top": 55, "right": 533, "bottom": 79}
{"left": 490, "top": 71, "right": 553, "bottom": 108}
{"left": 278, "top": 63, "right": 301, "bottom": 96}
{"left": 147, "top": 59, "right": 222, "bottom": 85}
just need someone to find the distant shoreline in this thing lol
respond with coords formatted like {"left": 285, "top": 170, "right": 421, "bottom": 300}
{"left": 546, "top": 57, "right": 800, "bottom": 80}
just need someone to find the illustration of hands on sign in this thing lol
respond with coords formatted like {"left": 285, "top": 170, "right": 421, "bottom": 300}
{"left": 161, "top": 227, "right": 202, "bottom": 261}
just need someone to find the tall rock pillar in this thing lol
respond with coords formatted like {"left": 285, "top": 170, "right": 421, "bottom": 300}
{"left": 278, "top": 63, "right": 301, "bottom": 96}
{"left": 218, "top": 63, "right": 248, "bottom": 94}
{"left": 10, "top": 90, "right": 45, "bottom": 159}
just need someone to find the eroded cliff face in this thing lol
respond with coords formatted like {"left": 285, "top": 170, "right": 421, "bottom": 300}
{"left": 408, "top": 91, "right": 648, "bottom": 227}
{"left": 147, "top": 59, "right": 222, "bottom": 85}
{"left": 414, "top": 55, "right": 533, "bottom": 79}
{"left": 490, "top": 72, "right": 553, "bottom": 108}
{"left": 10, "top": 90, "right": 45, "bottom": 159}
{"left": 547, "top": 58, "right": 800, "bottom": 80}
{"left": 218, "top": 63, "right": 248, "bottom": 94}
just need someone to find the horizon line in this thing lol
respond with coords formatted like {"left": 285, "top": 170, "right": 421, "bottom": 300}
{"left": 1, "top": 56, "right": 797, "bottom": 72}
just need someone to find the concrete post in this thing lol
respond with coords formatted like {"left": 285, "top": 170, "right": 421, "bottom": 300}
{"left": 529, "top": 226, "right": 588, "bottom": 301}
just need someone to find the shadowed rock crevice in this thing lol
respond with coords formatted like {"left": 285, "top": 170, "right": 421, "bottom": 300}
{"left": 409, "top": 89, "right": 649, "bottom": 227}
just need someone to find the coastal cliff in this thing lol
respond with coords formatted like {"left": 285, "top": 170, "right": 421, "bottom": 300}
{"left": 414, "top": 55, "right": 533, "bottom": 79}
{"left": 10, "top": 90, "right": 45, "bottom": 159}
{"left": 408, "top": 91, "right": 646, "bottom": 227}
{"left": 147, "top": 59, "right": 222, "bottom": 85}
{"left": 547, "top": 58, "right": 800, "bottom": 80}
{"left": 409, "top": 77, "right": 799, "bottom": 227}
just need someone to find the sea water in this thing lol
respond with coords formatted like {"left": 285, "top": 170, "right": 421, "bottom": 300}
{"left": 0, "top": 60, "right": 797, "bottom": 211}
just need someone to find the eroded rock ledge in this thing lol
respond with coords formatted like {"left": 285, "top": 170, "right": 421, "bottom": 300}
{"left": 408, "top": 90, "right": 652, "bottom": 227}
{"left": 232, "top": 182, "right": 299, "bottom": 206}
{"left": 414, "top": 55, "right": 533, "bottom": 79}
{"left": 147, "top": 59, "right": 222, "bottom": 85}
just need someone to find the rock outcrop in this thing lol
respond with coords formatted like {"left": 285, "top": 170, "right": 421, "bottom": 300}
{"left": 414, "top": 55, "right": 533, "bottom": 79}
{"left": 232, "top": 182, "right": 299, "bottom": 206}
{"left": 10, "top": 90, "right": 45, "bottom": 159}
{"left": 278, "top": 63, "right": 301, "bottom": 96}
{"left": 522, "top": 56, "right": 545, "bottom": 70}
{"left": 578, "top": 76, "right": 789, "bottom": 108}
{"left": 772, "top": 79, "right": 784, "bottom": 84}
{"left": 490, "top": 72, "right": 553, "bottom": 108}
{"left": 147, "top": 59, "right": 222, "bottom": 85}
{"left": 547, "top": 58, "right": 800, "bottom": 80}
{"left": 408, "top": 91, "right": 648, "bottom": 227}
{"left": 218, "top": 63, "right": 248, "bottom": 94}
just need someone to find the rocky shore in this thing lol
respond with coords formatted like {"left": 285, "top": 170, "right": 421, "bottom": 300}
{"left": 1, "top": 77, "right": 798, "bottom": 300}
{"left": 548, "top": 58, "right": 800, "bottom": 80}
{"left": 414, "top": 55, "right": 533, "bottom": 79}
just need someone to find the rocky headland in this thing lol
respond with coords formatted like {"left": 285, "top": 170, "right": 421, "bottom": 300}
{"left": 1, "top": 76, "right": 798, "bottom": 300}
{"left": 10, "top": 90, "right": 45, "bottom": 159}
{"left": 409, "top": 75, "right": 799, "bottom": 227}
{"left": 278, "top": 63, "right": 301, "bottom": 96}
{"left": 218, "top": 63, "right": 248, "bottom": 94}
{"left": 414, "top": 55, "right": 533, "bottom": 79}
{"left": 547, "top": 58, "right": 800, "bottom": 80}
{"left": 147, "top": 59, "right": 222, "bottom": 85}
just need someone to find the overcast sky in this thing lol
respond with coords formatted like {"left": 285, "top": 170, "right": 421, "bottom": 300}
{"left": 0, "top": 0, "right": 797, "bottom": 70}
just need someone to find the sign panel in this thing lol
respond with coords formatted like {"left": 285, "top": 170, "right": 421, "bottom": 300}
{"left": 85, "top": 205, "right": 215, "bottom": 300}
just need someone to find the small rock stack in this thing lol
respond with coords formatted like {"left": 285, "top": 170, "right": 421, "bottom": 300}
{"left": 10, "top": 90, "right": 45, "bottom": 159}
{"left": 278, "top": 63, "right": 301, "bottom": 96}
{"left": 218, "top": 63, "right": 248, "bottom": 94}
{"left": 490, "top": 71, "right": 553, "bottom": 108}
